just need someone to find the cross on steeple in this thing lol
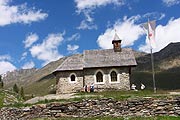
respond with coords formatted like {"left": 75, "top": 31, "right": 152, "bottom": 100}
{"left": 112, "top": 30, "right": 122, "bottom": 52}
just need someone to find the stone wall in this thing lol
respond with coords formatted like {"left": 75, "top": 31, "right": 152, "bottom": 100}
{"left": 56, "top": 71, "right": 83, "bottom": 94}
{"left": 56, "top": 67, "right": 131, "bottom": 94}
{"left": 84, "top": 67, "right": 130, "bottom": 90}
{"left": 0, "top": 97, "right": 180, "bottom": 119}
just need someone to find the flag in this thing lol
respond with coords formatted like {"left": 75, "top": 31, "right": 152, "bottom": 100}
{"left": 143, "top": 20, "right": 156, "bottom": 49}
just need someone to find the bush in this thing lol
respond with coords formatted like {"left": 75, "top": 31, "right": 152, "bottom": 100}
{"left": 13, "top": 84, "right": 19, "bottom": 93}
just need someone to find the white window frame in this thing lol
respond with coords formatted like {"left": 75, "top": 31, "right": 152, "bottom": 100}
{"left": 94, "top": 70, "right": 105, "bottom": 84}
{"left": 109, "top": 69, "right": 120, "bottom": 84}
{"left": 69, "top": 73, "right": 77, "bottom": 83}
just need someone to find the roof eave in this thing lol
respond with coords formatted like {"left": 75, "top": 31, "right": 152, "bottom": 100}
{"left": 53, "top": 68, "right": 83, "bottom": 72}
{"left": 83, "top": 65, "right": 137, "bottom": 69}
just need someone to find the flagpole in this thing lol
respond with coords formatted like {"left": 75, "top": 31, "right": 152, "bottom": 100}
{"left": 150, "top": 48, "right": 156, "bottom": 93}
{"left": 148, "top": 19, "right": 156, "bottom": 93}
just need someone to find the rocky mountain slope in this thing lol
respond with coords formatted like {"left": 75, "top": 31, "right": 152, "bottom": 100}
{"left": 2, "top": 69, "right": 37, "bottom": 87}
{"left": 134, "top": 42, "right": 180, "bottom": 71}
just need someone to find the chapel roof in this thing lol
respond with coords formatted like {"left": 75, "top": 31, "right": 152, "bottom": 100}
{"left": 83, "top": 48, "right": 137, "bottom": 68}
{"left": 54, "top": 48, "right": 137, "bottom": 72}
{"left": 55, "top": 54, "right": 84, "bottom": 71}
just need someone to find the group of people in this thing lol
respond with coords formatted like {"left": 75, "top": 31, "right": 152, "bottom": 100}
{"left": 84, "top": 83, "right": 94, "bottom": 92}
{"left": 131, "top": 83, "right": 145, "bottom": 91}
{"left": 83, "top": 83, "right": 145, "bottom": 92}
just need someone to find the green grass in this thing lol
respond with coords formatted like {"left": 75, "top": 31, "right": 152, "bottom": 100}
{"left": 33, "top": 116, "right": 180, "bottom": 120}
{"left": 5, "top": 102, "right": 31, "bottom": 108}
{"left": 0, "top": 90, "right": 5, "bottom": 107}
{"left": 1, "top": 89, "right": 173, "bottom": 108}
{"left": 75, "top": 90, "right": 170, "bottom": 101}
{"left": 0, "top": 89, "right": 27, "bottom": 108}
{"left": 28, "top": 90, "right": 172, "bottom": 106}
{"left": 24, "top": 78, "right": 56, "bottom": 96}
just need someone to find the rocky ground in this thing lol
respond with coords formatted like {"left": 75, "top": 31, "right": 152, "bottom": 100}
{"left": 0, "top": 97, "right": 180, "bottom": 120}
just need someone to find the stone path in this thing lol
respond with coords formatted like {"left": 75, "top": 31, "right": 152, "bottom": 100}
{"left": 169, "top": 92, "right": 180, "bottom": 95}
{"left": 25, "top": 93, "right": 75, "bottom": 104}
{"left": 25, "top": 93, "right": 98, "bottom": 104}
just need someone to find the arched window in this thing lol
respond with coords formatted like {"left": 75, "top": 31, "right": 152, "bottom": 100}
{"left": 110, "top": 71, "right": 117, "bottom": 82}
{"left": 70, "top": 74, "right": 76, "bottom": 82}
{"left": 96, "top": 71, "right": 103, "bottom": 83}
{"left": 69, "top": 73, "right": 77, "bottom": 83}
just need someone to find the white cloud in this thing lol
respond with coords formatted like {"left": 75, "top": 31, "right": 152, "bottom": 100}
{"left": 0, "top": 54, "right": 16, "bottom": 74}
{"left": 24, "top": 33, "right": 39, "bottom": 48}
{"left": 67, "top": 33, "right": 81, "bottom": 41}
{"left": 75, "top": 0, "right": 124, "bottom": 11}
{"left": 0, "top": 54, "right": 11, "bottom": 61}
{"left": 97, "top": 16, "right": 144, "bottom": 49}
{"left": 0, "top": 61, "right": 16, "bottom": 74}
{"left": 77, "top": 20, "right": 97, "bottom": 30}
{"left": 143, "top": 12, "right": 166, "bottom": 20}
{"left": 139, "top": 17, "right": 180, "bottom": 53}
{"left": 22, "top": 61, "right": 35, "bottom": 69}
{"left": 30, "top": 33, "right": 64, "bottom": 66}
{"left": 75, "top": 0, "right": 125, "bottom": 30}
{"left": 162, "top": 0, "right": 180, "bottom": 6}
{"left": 67, "top": 44, "right": 79, "bottom": 54}
{"left": 20, "top": 52, "right": 28, "bottom": 61}
{"left": 0, "top": 0, "right": 48, "bottom": 26}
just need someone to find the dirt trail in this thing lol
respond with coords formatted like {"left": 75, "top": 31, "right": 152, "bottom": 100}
{"left": 25, "top": 93, "right": 75, "bottom": 104}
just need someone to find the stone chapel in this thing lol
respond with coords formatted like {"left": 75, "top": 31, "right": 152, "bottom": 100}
{"left": 53, "top": 33, "right": 137, "bottom": 94}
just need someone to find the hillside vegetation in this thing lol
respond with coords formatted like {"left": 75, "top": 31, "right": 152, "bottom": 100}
{"left": 0, "top": 89, "right": 22, "bottom": 108}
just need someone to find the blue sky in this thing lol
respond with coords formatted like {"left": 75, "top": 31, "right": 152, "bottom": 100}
{"left": 0, "top": 0, "right": 180, "bottom": 74}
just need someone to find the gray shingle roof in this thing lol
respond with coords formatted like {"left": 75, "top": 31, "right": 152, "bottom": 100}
{"left": 83, "top": 48, "right": 137, "bottom": 68}
{"left": 54, "top": 48, "right": 137, "bottom": 72}
{"left": 55, "top": 54, "right": 84, "bottom": 71}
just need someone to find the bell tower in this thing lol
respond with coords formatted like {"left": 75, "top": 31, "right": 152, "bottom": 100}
{"left": 112, "top": 30, "right": 122, "bottom": 52}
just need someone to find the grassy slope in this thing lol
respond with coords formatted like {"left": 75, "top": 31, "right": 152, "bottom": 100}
{"left": 24, "top": 77, "right": 56, "bottom": 96}
{"left": 3, "top": 57, "right": 66, "bottom": 97}
{"left": 0, "top": 90, "right": 4, "bottom": 107}
{"left": 22, "top": 57, "right": 67, "bottom": 86}
{"left": 0, "top": 89, "right": 22, "bottom": 108}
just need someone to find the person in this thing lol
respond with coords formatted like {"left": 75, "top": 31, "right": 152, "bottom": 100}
{"left": 141, "top": 83, "right": 145, "bottom": 90}
{"left": 84, "top": 85, "right": 88, "bottom": 92}
{"left": 90, "top": 83, "right": 94, "bottom": 92}
{"left": 131, "top": 84, "right": 138, "bottom": 91}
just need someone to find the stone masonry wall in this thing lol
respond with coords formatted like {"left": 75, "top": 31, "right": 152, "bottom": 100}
{"left": 84, "top": 67, "right": 130, "bottom": 90}
{"left": 1, "top": 97, "right": 180, "bottom": 119}
{"left": 56, "top": 67, "right": 131, "bottom": 94}
{"left": 56, "top": 71, "right": 83, "bottom": 94}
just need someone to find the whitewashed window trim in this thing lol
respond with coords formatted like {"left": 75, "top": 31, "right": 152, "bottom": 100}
{"left": 94, "top": 70, "right": 105, "bottom": 84}
{"left": 69, "top": 73, "right": 77, "bottom": 83}
{"left": 109, "top": 69, "right": 120, "bottom": 84}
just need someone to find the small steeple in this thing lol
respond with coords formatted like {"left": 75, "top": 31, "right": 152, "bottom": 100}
{"left": 112, "top": 30, "right": 122, "bottom": 52}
